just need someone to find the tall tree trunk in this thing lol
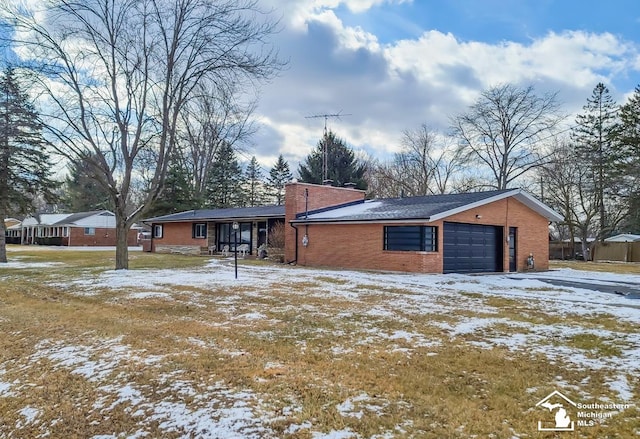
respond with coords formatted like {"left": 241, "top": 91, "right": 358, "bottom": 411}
{"left": 115, "top": 217, "right": 129, "bottom": 270}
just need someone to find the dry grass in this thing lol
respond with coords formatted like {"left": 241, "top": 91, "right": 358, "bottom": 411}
{"left": 0, "top": 246, "right": 638, "bottom": 438}
{"left": 551, "top": 259, "right": 640, "bottom": 274}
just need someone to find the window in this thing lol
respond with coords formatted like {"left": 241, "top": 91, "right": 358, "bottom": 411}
{"left": 84, "top": 227, "right": 96, "bottom": 236}
{"left": 193, "top": 223, "right": 207, "bottom": 239}
{"left": 217, "top": 222, "right": 252, "bottom": 252}
{"left": 153, "top": 224, "right": 163, "bottom": 238}
{"left": 384, "top": 226, "right": 437, "bottom": 252}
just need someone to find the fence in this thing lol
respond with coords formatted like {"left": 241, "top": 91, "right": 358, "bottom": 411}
{"left": 592, "top": 241, "right": 640, "bottom": 263}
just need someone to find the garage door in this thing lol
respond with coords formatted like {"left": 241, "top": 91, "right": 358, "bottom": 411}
{"left": 443, "top": 222, "right": 503, "bottom": 273}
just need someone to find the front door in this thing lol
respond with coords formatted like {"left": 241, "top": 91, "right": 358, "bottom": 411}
{"left": 509, "top": 227, "right": 517, "bottom": 272}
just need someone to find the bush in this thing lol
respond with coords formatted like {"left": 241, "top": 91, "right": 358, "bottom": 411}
{"left": 267, "top": 221, "right": 285, "bottom": 249}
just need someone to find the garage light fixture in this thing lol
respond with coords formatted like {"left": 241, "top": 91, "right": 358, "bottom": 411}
{"left": 475, "top": 214, "right": 482, "bottom": 219}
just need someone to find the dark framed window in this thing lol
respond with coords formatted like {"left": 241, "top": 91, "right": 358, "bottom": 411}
{"left": 217, "top": 222, "right": 252, "bottom": 252}
{"left": 384, "top": 226, "right": 438, "bottom": 252}
{"left": 192, "top": 223, "right": 207, "bottom": 239}
{"left": 153, "top": 224, "right": 163, "bottom": 238}
{"left": 84, "top": 227, "right": 96, "bottom": 236}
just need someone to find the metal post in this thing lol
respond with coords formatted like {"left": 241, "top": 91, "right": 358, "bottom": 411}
{"left": 233, "top": 221, "right": 239, "bottom": 279}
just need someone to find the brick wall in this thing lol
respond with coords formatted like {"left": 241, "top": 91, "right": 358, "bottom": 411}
{"left": 68, "top": 227, "right": 138, "bottom": 246}
{"left": 284, "top": 182, "right": 365, "bottom": 263}
{"left": 295, "top": 222, "right": 443, "bottom": 272}
{"left": 151, "top": 222, "right": 206, "bottom": 253}
{"left": 285, "top": 185, "right": 551, "bottom": 273}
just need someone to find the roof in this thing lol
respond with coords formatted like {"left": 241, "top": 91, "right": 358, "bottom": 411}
{"left": 52, "top": 211, "right": 114, "bottom": 226}
{"left": 20, "top": 211, "right": 116, "bottom": 226}
{"left": 144, "top": 205, "right": 285, "bottom": 223}
{"left": 292, "top": 189, "right": 563, "bottom": 224}
{"left": 604, "top": 233, "right": 640, "bottom": 242}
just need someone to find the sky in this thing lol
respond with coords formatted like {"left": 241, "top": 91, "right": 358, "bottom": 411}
{"left": 2, "top": 0, "right": 640, "bottom": 177}
{"left": 248, "top": 0, "right": 640, "bottom": 172}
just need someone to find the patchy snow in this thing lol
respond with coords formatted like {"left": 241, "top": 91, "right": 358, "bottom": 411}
{"left": 17, "top": 406, "right": 40, "bottom": 427}
{"left": 3, "top": 257, "right": 639, "bottom": 437}
{"left": 127, "top": 291, "right": 173, "bottom": 300}
{"left": 0, "top": 261, "right": 65, "bottom": 269}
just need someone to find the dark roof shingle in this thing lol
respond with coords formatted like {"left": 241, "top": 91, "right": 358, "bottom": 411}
{"left": 144, "top": 205, "right": 285, "bottom": 223}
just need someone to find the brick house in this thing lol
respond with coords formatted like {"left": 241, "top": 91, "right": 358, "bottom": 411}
{"left": 19, "top": 211, "right": 138, "bottom": 246}
{"left": 144, "top": 205, "right": 285, "bottom": 256}
{"left": 285, "top": 182, "right": 562, "bottom": 273}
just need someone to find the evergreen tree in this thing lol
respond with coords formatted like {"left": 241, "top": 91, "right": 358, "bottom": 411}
{"left": 206, "top": 143, "right": 243, "bottom": 208}
{"left": 267, "top": 154, "right": 292, "bottom": 205}
{"left": 146, "top": 157, "right": 196, "bottom": 217}
{"left": 243, "top": 156, "right": 265, "bottom": 206}
{"left": 571, "top": 83, "right": 621, "bottom": 239}
{"left": 0, "top": 67, "right": 57, "bottom": 262}
{"left": 63, "top": 154, "right": 113, "bottom": 212}
{"left": 298, "top": 130, "right": 367, "bottom": 189}
{"left": 617, "top": 85, "right": 640, "bottom": 233}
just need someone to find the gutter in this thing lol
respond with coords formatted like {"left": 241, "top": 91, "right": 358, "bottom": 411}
{"left": 290, "top": 218, "right": 434, "bottom": 226}
{"left": 288, "top": 222, "right": 299, "bottom": 265}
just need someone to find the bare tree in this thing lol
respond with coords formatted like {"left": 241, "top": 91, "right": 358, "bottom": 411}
{"left": 367, "top": 125, "right": 462, "bottom": 197}
{"left": 2, "top": 0, "right": 281, "bottom": 268}
{"left": 451, "top": 84, "right": 565, "bottom": 190}
{"left": 179, "top": 83, "right": 256, "bottom": 203}
{"left": 541, "top": 141, "right": 597, "bottom": 260}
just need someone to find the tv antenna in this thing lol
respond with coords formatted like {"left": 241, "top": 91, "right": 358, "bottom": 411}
{"left": 305, "top": 111, "right": 351, "bottom": 182}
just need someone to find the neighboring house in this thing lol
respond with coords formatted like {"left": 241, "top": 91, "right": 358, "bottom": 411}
{"left": 284, "top": 182, "right": 562, "bottom": 273}
{"left": 4, "top": 218, "right": 21, "bottom": 244}
{"left": 19, "top": 211, "right": 138, "bottom": 246}
{"left": 144, "top": 206, "right": 285, "bottom": 256}
{"left": 604, "top": 234, "right": 640, "bottom": 242}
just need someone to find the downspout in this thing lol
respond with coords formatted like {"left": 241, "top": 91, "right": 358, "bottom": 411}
{"left": 287, "top": 188, "right": 309, "bottom": 265}
{"left": 288, "top": 222, "right": 298, "bottom": 265}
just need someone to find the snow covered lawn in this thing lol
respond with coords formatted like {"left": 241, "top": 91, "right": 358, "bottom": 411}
{"left": 1, "top": 251, "right": 638, "bottom": 438}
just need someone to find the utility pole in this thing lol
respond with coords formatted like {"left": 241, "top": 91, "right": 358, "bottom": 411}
{"left": 305, "top": 111, "right": 351, "bottom": 182}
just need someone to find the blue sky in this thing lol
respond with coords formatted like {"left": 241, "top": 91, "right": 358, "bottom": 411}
{"left": 4, "top": 0, "right": 640, "bottom": 175}
{"left": 248, "top": 0, "right": 640, "bottom": 169}
{"left": 346, "top": 0, "right": 640, "bottom": 45}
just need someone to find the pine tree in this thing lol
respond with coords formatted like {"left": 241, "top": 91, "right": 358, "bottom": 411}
{"left": 63, "top": 154, "right": 113, "bottom": 212}
{"left": 206, "top": 143, "right": 243, "bottom": 208}
{"left": 267, "top": 154, "right": 292, "bottom": 205}
{"left": 0, "top": 67, "right": 57, "bottom": 262}
{"left": 298, "top": 130, "right": 367, "bottom": 189}
{"left": 146, "top": 157, "right": 196, "bottom": 217}
{"left": 243, "top": 156, "right": 265, "bottom": 206}
{"left": 618, "top": 85, "right": 640, "bottom": 232}
{"left": 571, "top": 83, "right": 621, "bottom": 239}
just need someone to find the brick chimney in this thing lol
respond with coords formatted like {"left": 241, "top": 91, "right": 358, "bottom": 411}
{"left": 284, "top": 182, "right": 365, "bottom": 263}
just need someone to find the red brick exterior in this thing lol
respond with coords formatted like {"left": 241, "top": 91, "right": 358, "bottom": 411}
{"left": 63, "top": 227, "right": 138, "bottom": 246}
{"left": 285, "top": 183, "right": 551, "bottom": 273}
{"left": 151, "top": 222, "right": 207, "bottom": 253}
{"left": 284, "top": 182, "right": 366, "bottom": 263}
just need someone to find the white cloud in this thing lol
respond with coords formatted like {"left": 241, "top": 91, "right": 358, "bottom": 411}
{"left": 252, "top": 3, "right": 640, "bottom": 171}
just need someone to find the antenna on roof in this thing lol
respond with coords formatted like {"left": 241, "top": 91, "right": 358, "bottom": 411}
{"left": 305, "top": 111, "right": 351, "bottom": 183}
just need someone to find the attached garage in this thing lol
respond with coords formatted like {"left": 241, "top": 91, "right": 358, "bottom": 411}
{"left": 443, "top": 222, "right": 503, "bottom": 273}
{"left": 285, "top": 182, "right": 563, "bottom": 273}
